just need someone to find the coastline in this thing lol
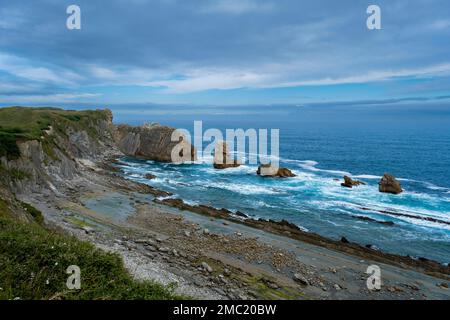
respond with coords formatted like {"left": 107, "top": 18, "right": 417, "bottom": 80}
{"left": 19, "top": 153, "right": 449, "bottom": 299}
{"left": 110, "top": 157, "right": 450, "bottom": 278}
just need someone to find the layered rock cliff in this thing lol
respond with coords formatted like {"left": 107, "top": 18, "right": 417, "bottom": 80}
{"left": 0, "top": 107, "right": 117, "bottom": 197}
{"left": 114, "top": 123, "right": 196, "bottom": 162}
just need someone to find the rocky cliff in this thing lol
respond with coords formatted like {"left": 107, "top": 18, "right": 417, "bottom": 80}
{"left": 0, "top": 107, "right": 117, "bottom": 199}
{"left": 114, "top": 123, "right": 196, "bottom": 162}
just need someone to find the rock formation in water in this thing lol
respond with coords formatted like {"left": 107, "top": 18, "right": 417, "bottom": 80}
{"left": 341, "top": 175, "right": 365, "bottom": 188}
{"left": 256, "top": 164, "right": 296, "bottom": 177}
{"left": 213, "top": 140, "right": 240, "bottom": 169}
{"left": 379, "top": 173, "right": 403, "bottom": 194}
{"left": 114, "top": 124, "right": 196, "bottom": 162}
{"left": 144, "top": 173, "right": 156, "bottom": 180}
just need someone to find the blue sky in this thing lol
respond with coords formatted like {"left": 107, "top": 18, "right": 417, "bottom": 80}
{"left": 0, "top": 0, "right": 450, "bottom": 106}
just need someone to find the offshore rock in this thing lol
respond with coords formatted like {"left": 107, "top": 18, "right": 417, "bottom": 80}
{"left": 256, "top": 164, "right": 296, "bottom": 178}
{"left": 341, "top": 176, "right": 365, "bottom": 188}
{"left": 379, "top": 173, "right": 403, "bottom": 194}
{"left": 213, "top": 140, "right": 240, "bottom": 169}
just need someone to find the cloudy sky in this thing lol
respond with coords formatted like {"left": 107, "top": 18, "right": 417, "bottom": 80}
{"left": 0, "top": 0, "right": 450, "bottom": 106}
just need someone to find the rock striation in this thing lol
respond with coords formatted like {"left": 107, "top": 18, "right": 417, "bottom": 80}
{"left": 114, "top": 124, "right": 196, "bottom": 162}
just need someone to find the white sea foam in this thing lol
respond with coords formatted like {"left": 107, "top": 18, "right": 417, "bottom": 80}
{"left": 295, "top": 160, "right": 352, "bottom": 176}
{"left": 204, "top": 181, "right": 280, "bottom": 195}
{"left": 119, "top": 157, "right": 450, "bottom": 233}
{"left": 184, "top": 199, "right": 200, "bottom": 206}
{"left": 423, "top": 182, "right": 450, "bottom": 191}
{"left": 352, "top": 174, "right": 381, "bottom": 180}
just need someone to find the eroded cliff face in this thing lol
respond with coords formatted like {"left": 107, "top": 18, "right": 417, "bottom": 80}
{"left": 114, "top": 124, "right": 197, "bottom": 162}
{"left": 0, "top": 109, "right": 118, "bottom": 196}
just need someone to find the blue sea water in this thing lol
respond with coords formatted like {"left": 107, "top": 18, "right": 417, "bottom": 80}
{"left": 111, "top": 102, "right": 450, "bottom": 263}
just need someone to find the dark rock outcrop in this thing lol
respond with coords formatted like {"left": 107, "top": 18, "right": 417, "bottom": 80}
{"left": 351, "top": 215, "right": 394, "bottom": 226}
{"left": 341, "top": 176, "right": 365, "bottom": 188}
{"left": 379, "top": 173, "right": 403, "bottom": 194}
{"left": 340, "top": 237, "right": 350, "bottom": 243}
{"left": 213, "top": 140, "right": 240, "bottom": 169}
{"left": 144, "top": 173, "right": 156, "bottom": 180}
{"left": 154, "top": 197, "right": 450, "bottom": 276}
{"left": 114, "top": 124, "right": 196, "bottom": 163}
{"left": 256, "top": 164, "right": 296, "bottom": 178}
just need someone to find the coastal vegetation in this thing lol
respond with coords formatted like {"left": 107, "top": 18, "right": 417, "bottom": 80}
{"left": 0, "top": 200, "right": 182, "bottom": 300}
{"left": 0, "top": 106, "right": 111, "bottom": 160}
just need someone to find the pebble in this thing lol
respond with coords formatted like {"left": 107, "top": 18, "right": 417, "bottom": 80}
{"left": 437, "top": 283, "right": 448, "bottom": 289}
{"left": 266, "top": 282, "right": 279, "bottom": 289}
{"left": 201, "top": 262, "right": 213, "bottom": 273}
{"left": 334, "top": 284, "right": 341, "bottom": 291}
{"left": 134, "top": 239, "right": 150, "bottom": 244}
{"left": 293, "top": 273, "right": 309, "bottom": 286}
{"left": 82, "top": 226, "right": 95, "bottom": 234}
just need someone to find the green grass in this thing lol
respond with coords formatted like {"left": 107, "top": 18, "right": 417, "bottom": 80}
{"left": 18, "top": 201, "right": 44, "bottom": 225}
{"left": 0, "top": 106, "right": 111, "bottom": 160}
{"left": 0, "top": 198, "right": 11, "bottom": 218}
{"left": 0, "top": 214, "right": 182, "bottom": 300}
{"left": 0, "top": 132, "right": 21, "bottom": 160}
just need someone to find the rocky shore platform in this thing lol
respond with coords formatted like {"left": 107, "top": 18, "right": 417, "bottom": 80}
{"left": 20, "top": 156, "right": 450, "bottom": 300}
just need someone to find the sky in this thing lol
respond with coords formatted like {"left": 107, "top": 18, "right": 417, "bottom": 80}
{"left": 0, "top": 0, "right": 450, "bottom": 107}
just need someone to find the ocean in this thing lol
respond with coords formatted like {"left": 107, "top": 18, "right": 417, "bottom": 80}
{"left": 109, "top": 102, "right": 450, "bottom": 263}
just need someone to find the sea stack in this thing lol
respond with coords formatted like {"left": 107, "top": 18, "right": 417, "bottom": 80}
{"left": 256, "top": 164, "right": 296, "bottom": 178}
{"left": 379, "top": 173, "right": 403, "bottom": 194}
{"left": 213, "top": 140, "right": 240, "bottom": 169}
{"left": 341, "top": 176, "right": 365, "bottom": 188}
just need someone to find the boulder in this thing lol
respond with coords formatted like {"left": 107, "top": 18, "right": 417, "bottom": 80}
{"left": 144, "top": 173, "right": 156, "bottom": 180}
{"left": 257, "top": 164, "right": 296, "bottom": 178}
{"left": 114, "top": 124, "right": 196, "bottom": 162}
{"left": 379, "top": 173, "right": 403, "bottom": 194}
{"left": 341, "top": 175, "right": 365, "bottom": 188}
{"left": 213, "top": 140, "right": 240, "bottom": 169}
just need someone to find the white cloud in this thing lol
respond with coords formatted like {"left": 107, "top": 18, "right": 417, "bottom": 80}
{"left": 0, "top": 7, "right": 26, "bottom": 30}
{"left": 430, "top": 19, "right": 450, "bottom": 30}
{"left": 0, "top": 93, "right": 102, "bottom": 104}
{"left": 89, "top": 66, "right": 119, "bottom": 80}
{"left": 201, "top": 0, "right": 273, "bottom": 14}
{"left": 140, "top": 63, "right": 450, "bottom": 93}
{"left": 0, "top": 53, "right": 83, "bottom": 85}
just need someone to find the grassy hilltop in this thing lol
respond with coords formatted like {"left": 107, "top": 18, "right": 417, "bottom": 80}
{"left": 0, "top": 106, "right": 111, "bottom": 160}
